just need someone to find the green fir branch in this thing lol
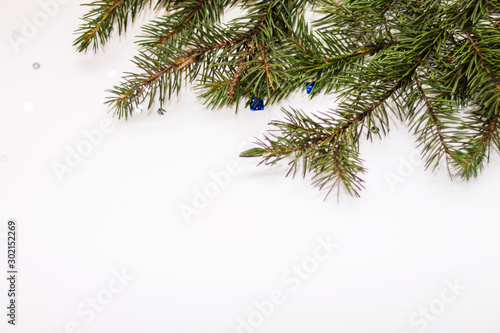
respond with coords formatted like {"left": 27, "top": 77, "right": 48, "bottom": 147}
{"left": 75, "top": 0, "right": 500, "bottom": 198}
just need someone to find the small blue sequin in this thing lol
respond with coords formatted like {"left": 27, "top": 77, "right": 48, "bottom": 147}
{"left": 250, "top": 98, "right": 264, "bottom": 111}
{"left": 305, "top": 82, "right": 315, "bottom": 94}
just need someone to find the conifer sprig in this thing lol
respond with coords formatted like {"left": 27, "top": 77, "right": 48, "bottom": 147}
{"left": 74, "top": 0, "right": 500, "bottom": 198}
{"left": 73, "top": 0, "right": 159, "bottom": 52}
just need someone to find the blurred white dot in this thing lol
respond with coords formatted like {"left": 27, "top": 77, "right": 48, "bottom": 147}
{"left": 24, "top": 103, "right": 34, "bottom": 111}
{"left": 134, "top": 104, "right": 144, "bottom": 113}
{"left": 10, "top": 31, "right": 20, "bottom": 40}
{"left": 107, "top": 69, "right": 116, "bottom": 78}
{"left": 32, "top": 62, "right": 41, "bottom": 70}
{"left": 0, "top": 155, "right": 8, "bottom": 162}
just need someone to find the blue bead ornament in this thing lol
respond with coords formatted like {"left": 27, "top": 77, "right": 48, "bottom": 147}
{"left": 250, "top": 98, "right": 264, "bottom": 111}
{"left": 305, "top": 82, "right": 316, "bottom": 94}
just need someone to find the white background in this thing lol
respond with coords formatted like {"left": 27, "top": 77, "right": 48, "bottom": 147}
{"left": 1, "top": 1, "right": 500, "bottom": 332}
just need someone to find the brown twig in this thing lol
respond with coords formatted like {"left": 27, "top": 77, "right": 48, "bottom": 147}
{"left": 157, "top": 0, "right": 206, "bottom": 44}
{"left": 462, "top": 31, "right": 500, "bottom": 164}
{"left": 83, "top": 0, "right": 124, "bottom": 44}
{"left": 258, "top": 40, "right": 274, "bottom": 90}
{"left": 115, "top": 37, "right": 246, "bottom": 105}
{"left": 227, "top": 11, "right": 270, "bottom": 98}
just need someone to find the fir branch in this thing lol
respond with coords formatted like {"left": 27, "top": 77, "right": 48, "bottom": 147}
{"left": 138, "top": 0, "right": 234, "bottom": 48}
{"left": 74, "top": 0, "right": 158, "bottom": 52}
{"left": 465, "top": 32, "right": 500, "bottom": 94}
{"left": 410, "top": 72, "right": 458, "bottom": 172}
{"left": 227, "top": 48, "right": 251, "bottom": 99}
{"left": 250, "top": 76, "right": 407, "bottom": 158}
{"left": 241, "top": 2, "right": 452, "bottom": 198}
{"left": 86, "top": 0, "right": 124, "bottom": 42}
{"left": 227, "top": 9, "right": 270, "bottom": 99}
{"left": 258, "top": 41, "right": 274, "bottom": 90}
{"left": 455, "top": 29, "right": 500, "bottom": 178}
{"left": 75, "top": 0, "right": 500, "bottom": 198}
{"left": 240, "top": 76, "right": 411, "bottom": 198}
{"left": 157, "top": 0, "right": 206, "bottom": 44}
{"left": 109, "top": 35, "right": 246, "bottom": 118}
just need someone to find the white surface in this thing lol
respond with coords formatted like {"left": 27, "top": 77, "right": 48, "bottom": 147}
{"left": 1, "top": 1, "right": 500, "bottom": 332}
